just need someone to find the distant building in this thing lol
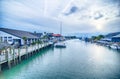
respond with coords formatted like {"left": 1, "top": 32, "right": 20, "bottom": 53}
{"left": 52, "top": 34, "right": 62, "bottom": 37}
{"left": 0, "top": 28, "right": 38, "bottom": 45}
{"left": 101, "top": 38, "right": 111, "bottom": 42}
{"left": 47, "top": 33, "right": 53, "bottom": 37}
{"left": 112, "top": 34, "right": 120, "bottom": 42}
{"left": 105, "top": 32, "right": 120, "bottom": 38}
{"left": 31, "top": 33, "right": 43, "bottom": 38}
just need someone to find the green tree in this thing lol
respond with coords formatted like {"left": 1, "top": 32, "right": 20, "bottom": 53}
{"left": 97, "top": 35, "right": 104, "bottom": 40}
{"left": 91, "top": 35, "right": 104, "bottom": 41}
{"left": 22, "top": 37, "right": 27, "bottom": 45}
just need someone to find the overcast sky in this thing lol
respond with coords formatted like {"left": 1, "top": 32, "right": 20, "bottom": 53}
{"left": 0, "top": 0, "right": 120, "bottom": 34}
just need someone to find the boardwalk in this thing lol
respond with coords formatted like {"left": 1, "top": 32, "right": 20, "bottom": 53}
{"left": 0, "top": 42, "right": 51, "bottom": 71}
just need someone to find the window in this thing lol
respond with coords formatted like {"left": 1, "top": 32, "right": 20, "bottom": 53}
{"left": 0, "top": 37, "right": 2, "bottom": 42}
{"left": 4, "top": 37, "right": 7, "bottom": 42}
{"left": 8, "top": 37, "right": 12, "bottom": 41}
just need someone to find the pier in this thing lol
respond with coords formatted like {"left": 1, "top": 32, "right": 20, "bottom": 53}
{"left": 0, "top": 42, "right": 51, "bottom": 71}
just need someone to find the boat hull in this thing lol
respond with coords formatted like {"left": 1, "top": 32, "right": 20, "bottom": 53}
{"left": 55, "top": 45, "right": 66, "bottom": 48}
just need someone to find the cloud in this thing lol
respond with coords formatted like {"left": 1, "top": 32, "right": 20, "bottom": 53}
{"left": 64, "top": 6, "right": 79, "bottom": 15}
{"left": 93, "top": 12, "right": 104, "bottom": 20}
{"left": 0, "top": 0, "right": 120, "bottom": 34}
{"left": 103, "top": 18, "right": 120, "bottom": 32}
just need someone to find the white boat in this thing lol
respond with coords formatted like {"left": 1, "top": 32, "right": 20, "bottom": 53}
{"left": 110, "top": 44, "right": 118, "bottom": 50}
{"left": 54, "top": 21, "right": 66, "bottom": 48}
{"left": 106, "top": 44, "right": 110, "bottom": 47}
{"left": 49, "top": 41, "right": 53, "bottom": 45}
{"left": 54, "top": 42, "right": 66, "bottom": 48}
{"left": 117, "top": 46, "right": 120, "bottom": 50}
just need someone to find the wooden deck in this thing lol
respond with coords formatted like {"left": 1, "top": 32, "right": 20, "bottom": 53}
{"left": 0, "top": 42, "right": 51, "bottom": 71}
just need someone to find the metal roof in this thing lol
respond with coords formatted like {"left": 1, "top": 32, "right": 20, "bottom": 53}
{"left": 52, "top": 34, "right": 61, "bottom": 37}
{"left": 113, "top": 34, "right": 120, "bottom": 38}
{"left": 31, "top": 33, "right": 43, "bottom": 38}
{"left": 0, "top": 28, "right": 38, "bottom": 39}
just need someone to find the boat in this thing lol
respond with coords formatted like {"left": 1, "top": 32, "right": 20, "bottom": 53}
{"left": 54, "top": 42, "right": 66, "bottom": 48}
{"left": 110, "top": 44, "right": 118, "bottom": 50}
{"left": 106, "top": 44, "right": 110, "bottom": 48}
{"left": 49, "top": 41, "right": 54, "bottom": 45}
{"left": 54, "top": 21, "right": 66, "bottom": 48}
{"left": 117, "top": 46, "right": 120, "bottom": 50}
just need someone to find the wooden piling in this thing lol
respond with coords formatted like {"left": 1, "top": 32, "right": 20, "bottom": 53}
{"left": 18, "top": 48, "right": 21, "bottom": 63}
{"left": 26, "top": 46, "right": 28, "bottom": 59}
{"left": 0, "top": 64, "right": 1, "bottom": 72}
{"left": 0, "top": 42, "right": 50, "bottom": 71}
{"left": 7, "top": 49, "right": 11, "bottom": 69}
{"left": 13, "top": 48, "right": 16, "bottom": 66}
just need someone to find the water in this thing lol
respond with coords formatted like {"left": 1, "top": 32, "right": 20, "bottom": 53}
{"left": 0, "top": 39, "right": 120, "bottom": 79}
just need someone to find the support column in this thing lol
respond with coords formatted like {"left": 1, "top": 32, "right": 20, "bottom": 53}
{"left": 26, "top": 46, "right": 28, "bottom": 59}
{"left": 7, "top": 49, "right": 11, "bottom": 69}
{"left": 0, "top": 64, "right": 1, "bottom": 72}
{"left": 18, "top": 48, "right": 21, "bottom": 63}
{"left": 13, "top": 48, "right": 16, "bottom": 66}
{"left": 31, "top": 46, "right": 33, "bottom": 56}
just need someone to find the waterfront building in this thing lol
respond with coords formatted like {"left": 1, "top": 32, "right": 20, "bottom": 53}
{"left": 52, "top": 34, "right": 66, "bottom": 42}
{"left": 112, "top": 34, "right": 120, "bottom": 42}
{"left": 0, "top": 28, "right": 38, "bottom": 46}
{"left": 31, "top": 33, "right": 43, "bottom": 39}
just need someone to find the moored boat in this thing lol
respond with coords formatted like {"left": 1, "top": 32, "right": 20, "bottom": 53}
{"left": 110, "top": 44, "right": 118, "bottom": 50}
{"left": 54, "top": 42, "right": 66, "bottom": 48}
{"left": 117, "top": 46, "right": 120, "bottom": 50}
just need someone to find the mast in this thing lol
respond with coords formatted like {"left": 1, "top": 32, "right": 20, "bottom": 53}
{"left": 118, "top": 0, "right": 120, "bottom": 16}
{"left": 60, "top": 21, "right": 62, "bottom": 35}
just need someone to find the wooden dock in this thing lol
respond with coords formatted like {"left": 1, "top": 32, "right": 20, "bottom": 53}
{"left": 0, "top": 42, "right": 51, "bottom": 71}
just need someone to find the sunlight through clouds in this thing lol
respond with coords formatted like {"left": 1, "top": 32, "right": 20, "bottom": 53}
{"left": 0, "top": 0, "right": 120, "bottom": 33}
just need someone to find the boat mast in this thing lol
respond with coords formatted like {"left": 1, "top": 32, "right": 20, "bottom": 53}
{"left": 60, "top": 21, "right": 62, "bottom": 35}
{"left": 118, "top": 0, "right": 120, "bottom": 16}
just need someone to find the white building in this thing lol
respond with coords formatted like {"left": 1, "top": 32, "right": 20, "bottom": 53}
{"left": 0, "top": 28, "right": 39, "bottom": 45}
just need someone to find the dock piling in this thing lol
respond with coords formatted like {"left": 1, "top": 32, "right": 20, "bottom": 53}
{"left": 7, "top": 49, "right": 11, "bottom": 69}
{"left": 0, "top": 64, "right": 1, "bottom": 72}
{"left": 18, "top": 48, "right": 21, "bottom": 63}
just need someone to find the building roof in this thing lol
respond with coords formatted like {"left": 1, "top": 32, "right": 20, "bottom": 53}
{"left": 52, "top": 34, "right": 61, "bottom": 37}
{"left": 0, "top": 28, "right": 38, "bottom": 39}
{"left": 31, "top": 33, "right": 43, "bottom": 38}
{"left": 112, "top": 34, "right": 120, "bottom": 38}
{"left": 105, "top": 32, "right": 120, "bottom": 38}
{"left": 46, "top": 33, "right": 53, "bottom": 37}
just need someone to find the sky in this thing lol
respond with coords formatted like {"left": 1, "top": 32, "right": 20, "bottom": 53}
{"left": 0, "top": 0, "right": 120, "bottom": 34}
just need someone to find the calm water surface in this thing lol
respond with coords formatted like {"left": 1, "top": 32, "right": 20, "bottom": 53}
{"left": 0, "top": 39, "right": 120, "bottom": 79}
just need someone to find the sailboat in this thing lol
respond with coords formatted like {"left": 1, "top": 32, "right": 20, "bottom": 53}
{"left": 54, "top": 21, "right": 66, "bottom": 48}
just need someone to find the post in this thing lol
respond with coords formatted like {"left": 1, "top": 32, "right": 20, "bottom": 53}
{"left": 0, "top": 54, "right": 1, "bottom": 71}
{"left": 13, "top": 48, "right": 16, "bottom": 66}
{"left": 26, "top": 46, "right": 28, "bottom": 59}
{"left": 18, "top": 48, "right": 21, "bottom": 63}
{"left": 31, "top": 45, "right": 33, "bottom": 56}
{"left": 7, "top": 48, "right": 11, "bottom": 69}
{"left": 0, "top": 64, "right": 1, "bottom": 72}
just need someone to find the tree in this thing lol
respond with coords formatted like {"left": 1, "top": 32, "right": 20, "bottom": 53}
{"left": 97, "top": 35, "right": 104, "bottom": 40}
{"left": 22, "top": 37, "right": 27, "bottom": 45}
{"left": 36, "top": 39, "right": 43, "bottom": 48}
{"left": 91, "top": 35, "right": 104, "bottom": 41}
{"left": 22, "top": 37, "right": 28, "bottom": 58}
{"left": 91, "top": 36, "right": 97, "bottom": 40}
